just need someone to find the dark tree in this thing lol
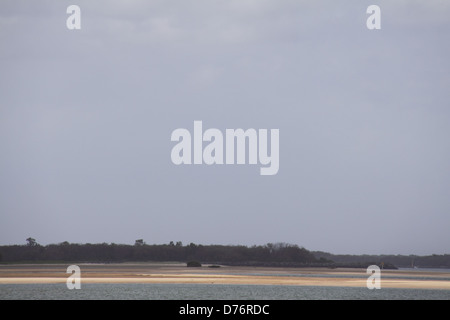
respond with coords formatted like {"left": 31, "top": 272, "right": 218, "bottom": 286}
{"left": 26, "top": 237, "right": 37, "bottom": 247}
{"left": 135, "top": 239, "right": 145, "bottom": 246}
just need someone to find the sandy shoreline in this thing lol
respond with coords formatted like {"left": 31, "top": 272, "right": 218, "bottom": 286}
{"left": 1, "top": 264, "right": 449, "bottom": 289}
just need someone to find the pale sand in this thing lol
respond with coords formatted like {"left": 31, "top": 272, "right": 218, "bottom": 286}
{"left": 1, "top": 264, "right": 449, "bottom": 289}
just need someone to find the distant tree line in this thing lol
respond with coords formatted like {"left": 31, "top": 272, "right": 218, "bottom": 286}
{"left": 0, "top": 240, "right": 319, "bottom": 266}
{"left": 1, "top": 239, "right": 448, "bottom": 268}
{"left": 313, "top": 251, "right": 450, "bottom": 269}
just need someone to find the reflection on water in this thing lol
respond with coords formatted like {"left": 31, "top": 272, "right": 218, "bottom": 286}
{"left": 1, "top": 283, "right": 449, "bottom": 300}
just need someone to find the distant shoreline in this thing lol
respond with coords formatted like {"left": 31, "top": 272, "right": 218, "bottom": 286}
{"left": 2, "top": 242, "right": 449, "bottom": 270}
{"left": 1, "top": 263, "right": 449, "bottom": 290}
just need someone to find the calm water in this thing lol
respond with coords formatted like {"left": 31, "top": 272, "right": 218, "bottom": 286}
{"left": 0, "top": 283, "right": 449, "bottom": 300}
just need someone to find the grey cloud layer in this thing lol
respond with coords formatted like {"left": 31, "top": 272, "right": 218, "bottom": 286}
{"left": 0, "top": 1, "right": 449, "bottom": 254}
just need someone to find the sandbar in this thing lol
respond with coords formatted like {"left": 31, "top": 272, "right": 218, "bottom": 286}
{"left": 1, "top": 263, "right": 449, "bottom": 290}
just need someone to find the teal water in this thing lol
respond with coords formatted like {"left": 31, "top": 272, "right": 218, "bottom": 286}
{"left": 0, "top": 283, "right": 449, "bottom": 300}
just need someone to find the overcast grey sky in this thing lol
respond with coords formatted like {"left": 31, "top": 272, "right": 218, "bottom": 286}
{"left": 1, "top": 1, "right": 449, "bottom": 255}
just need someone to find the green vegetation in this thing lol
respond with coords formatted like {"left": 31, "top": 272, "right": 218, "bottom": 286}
{"left": 313, "top": 251, "right": 450, "bottom": 269}
{"left": 26, "top": 237, "right": 38, "bottom": 247}
{"left": 0, "top": 239, "right": 448, "bottom": 269}
{"left": 134, "top": 239, "right": 145, "bottom": 246}
{"left": 0, "top": 240, "right": 318, "bottom": 266}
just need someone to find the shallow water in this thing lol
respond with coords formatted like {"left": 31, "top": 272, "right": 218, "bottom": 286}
{"left": 1, "top": 283, "right": 449, "bottom": 300}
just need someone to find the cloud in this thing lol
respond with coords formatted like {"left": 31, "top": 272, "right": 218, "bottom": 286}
{"left": 1, "top": 0, "right": 450, "bottom": 254}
